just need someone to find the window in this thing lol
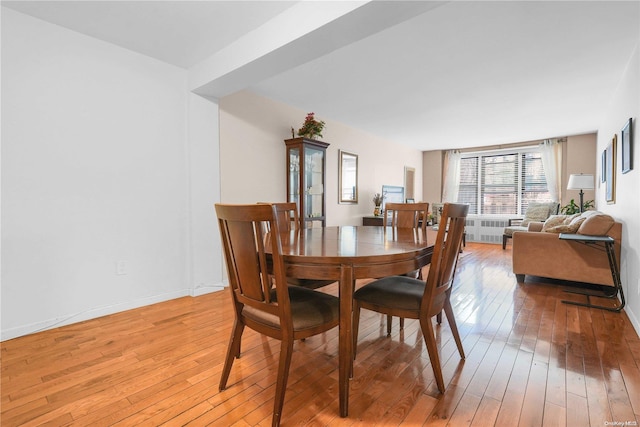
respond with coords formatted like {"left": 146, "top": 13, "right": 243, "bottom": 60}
{"left": 457, "top": 148, "right": 550, "bottom": 215}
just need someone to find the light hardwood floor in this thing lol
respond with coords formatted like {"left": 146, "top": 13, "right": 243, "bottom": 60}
{"left": 2, "top": 243, "right": 639, "bottom": 426}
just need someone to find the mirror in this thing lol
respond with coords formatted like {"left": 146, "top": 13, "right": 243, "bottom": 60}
{"left": 339, "top": 150, "right": 358, "bottom": 203}
{"left": 404, "top": 166, "right": 415, "bottom": 200}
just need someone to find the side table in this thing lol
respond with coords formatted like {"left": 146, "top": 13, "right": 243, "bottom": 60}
{"left": 362, "top": 216, "right": 384, "bottom": 226}
{"left": 558, "top": 233, "right": 625, "bottom": 312}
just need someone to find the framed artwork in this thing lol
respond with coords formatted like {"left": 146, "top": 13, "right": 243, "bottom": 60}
{"left": 621, "top": 117, "right": 633, "bottom": 174}
{"left": 606, "top": 135, "right": 616, "bottom": 204}
{"left": 601, "top": 150, "right": 606, "bottom": 182}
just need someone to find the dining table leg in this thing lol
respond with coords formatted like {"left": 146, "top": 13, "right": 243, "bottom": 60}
{"left": 339, "top": 264, "right": 354, "bottom": 417}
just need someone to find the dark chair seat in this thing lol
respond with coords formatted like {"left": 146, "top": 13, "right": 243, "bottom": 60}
{"left": 354, "top": 275, "right": 424, "bottom": 311}
{"left": 243, "top": 286, "right": 339, "bottom": 331}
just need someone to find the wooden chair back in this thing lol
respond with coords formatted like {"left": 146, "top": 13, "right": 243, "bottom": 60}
{"left": 215, "top": 203, "right": 292, "bottom": 331}
{"left": 258, "top": 202, "right": 299, "bottom": 232}
{"left": 385, "top": 202, "right": 429, "bottom": 232}
{"left": 258, "top": 202, "right": 335, "bottom": 290}
{"left": 421, "top": 203, "right": 469, "bottom": 316}
{"left": 271, "top": 202, "right": 299, "bottom": 232}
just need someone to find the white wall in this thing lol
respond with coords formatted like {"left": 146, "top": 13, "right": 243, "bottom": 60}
{"left": 219, "top": 90, "right": 423, "bottom": 226}
{"left": 0, "top": 9, "right": 222, "bottom": 340}
{"left": 596, "top": 41, "right": 640, "bottom": 334}
{"left": 563, "top": 133, "right": 597, "bottom": 208}
{"left": 187, "top": 93, "right": 224, "bottom": 296}
{"left": 422, "top": 150, "right": 443, "bottom": 204}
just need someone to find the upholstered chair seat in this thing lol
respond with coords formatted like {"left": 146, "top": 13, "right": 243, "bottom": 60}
{"left": 242, "top": 286, "right": 339, "bottom": 331}
{"left": 354, "top": 276, "right": 424, "bottom": 311}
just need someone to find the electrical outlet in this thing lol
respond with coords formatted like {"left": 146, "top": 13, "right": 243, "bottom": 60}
{"left": 116, "top": 261, "right": 127, "bottom": 275}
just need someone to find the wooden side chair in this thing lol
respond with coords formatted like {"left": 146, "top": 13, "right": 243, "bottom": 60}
{"left": 260, "top": 202, "right": 335, "bottom": 289}
{"left": 352, "top": 203, "right": 468, "bottom": 393}
{"left": 215, "top": 203, "right": 340, "bottom": 426}
{"left": 381, "top": 202, "right": 429, "bottom": 334}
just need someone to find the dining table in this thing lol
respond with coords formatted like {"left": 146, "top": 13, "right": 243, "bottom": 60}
{"left": 277, "top": 225, "right": 436, "bottom": 417}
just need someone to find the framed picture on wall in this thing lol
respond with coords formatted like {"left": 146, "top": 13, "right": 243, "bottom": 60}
{"left": 601, "top": 149, "right": 606, "bottom": 182}
{"left": 621, "top": 117, "right": 633, "bottom": 174}
{"left": 606, "top": 135, "right": 616, "bottom": 204}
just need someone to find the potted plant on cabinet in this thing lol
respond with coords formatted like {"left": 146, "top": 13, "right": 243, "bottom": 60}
{"left": 296, "top": 112, "right": 326, "bottom": 140}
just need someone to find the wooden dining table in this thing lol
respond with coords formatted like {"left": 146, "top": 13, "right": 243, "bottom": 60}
{"left": 277, "top": 225, "right": 436, "bottom": 417}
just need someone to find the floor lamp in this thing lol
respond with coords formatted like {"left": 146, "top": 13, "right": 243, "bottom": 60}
{"left": 567, "top": 173, "right": 594, "bottom": 213}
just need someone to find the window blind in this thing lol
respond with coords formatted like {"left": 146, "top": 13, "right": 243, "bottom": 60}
{"left": 458, "top": 149, "right": 550, "bottom": 215}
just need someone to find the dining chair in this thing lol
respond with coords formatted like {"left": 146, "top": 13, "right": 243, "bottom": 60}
{"left": 215, "top": 203, "right": 340, "bottom": 426}
{"left": 381, "top": 202, "right": 429, "bottom": 335}
{"left": 352, "top": 202, "right": 468, "bottom": 393}
{"left": 261, "top": 202, "right": 336, "bottom": 289}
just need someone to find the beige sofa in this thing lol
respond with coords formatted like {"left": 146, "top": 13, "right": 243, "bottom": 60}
{"left": 512, "top": 211, "right": 621, "bottom": 287}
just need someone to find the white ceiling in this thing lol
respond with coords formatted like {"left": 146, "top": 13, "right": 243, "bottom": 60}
{"left": 3, "top": 1, "right": 639, "bottom": 151}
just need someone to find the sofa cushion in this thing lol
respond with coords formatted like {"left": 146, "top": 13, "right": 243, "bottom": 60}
{"left": 577, "top": 212, "right": 615, "bottom": 236}
{"left": 504, "top": 225, "right": 528, "bottom": 237}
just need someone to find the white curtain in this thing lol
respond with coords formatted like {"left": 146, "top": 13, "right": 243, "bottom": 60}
{"left": 442, "top": 150, "right": 461, "bottom": 203}
{"left": 539, "top": 139, "right": 562, "bottom": 202}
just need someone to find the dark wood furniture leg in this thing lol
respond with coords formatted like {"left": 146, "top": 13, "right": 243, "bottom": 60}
{"left": 559, "top": 234, "right": 625, "bottom": 312}
{"left": 502, "top": 234, "right": 510, "bottom": 250}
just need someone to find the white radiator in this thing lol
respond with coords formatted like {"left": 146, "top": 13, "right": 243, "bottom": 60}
{"left": 464, "top": 216, "right": 509, "bottom": 244}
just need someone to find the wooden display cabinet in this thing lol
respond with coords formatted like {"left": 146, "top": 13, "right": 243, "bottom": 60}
{"left": 285, "top": 137, "right": 329, "bottom": 228}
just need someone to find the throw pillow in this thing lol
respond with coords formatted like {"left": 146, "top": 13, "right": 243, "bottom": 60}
{"left": 568, "top": 214, "right": 587, "bottom": 229}
{"left": 577, "top": 213, "right": 615, "bottom": 236}
{"left": 544, "top": 224, "right": 577, "bottom": 233}
{"left": 542, "top": 213, "right": 584, "bottom": 234}
{"left": 541, "top": 215, "right": 566, "bottom": 231}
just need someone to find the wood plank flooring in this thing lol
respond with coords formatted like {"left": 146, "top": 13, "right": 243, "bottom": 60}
{"left": 2, "top": 243, "right": 639, "bottom": 426}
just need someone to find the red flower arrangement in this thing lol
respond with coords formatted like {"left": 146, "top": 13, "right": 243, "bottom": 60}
{"left": 297, "top": 112, "right": 326, "bottom": 139}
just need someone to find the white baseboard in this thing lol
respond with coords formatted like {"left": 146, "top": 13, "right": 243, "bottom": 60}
{"left": 626, "top": 305, "right": 640, "bottom": 338}
{"left": 190, "top": 282, "right": 226, "bottom": 297}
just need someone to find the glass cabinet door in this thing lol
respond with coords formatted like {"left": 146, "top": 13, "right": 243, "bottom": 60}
{"left": 304, "top": 146, "right": 324, "bottom": 220}
{"left": 288, "top": 147, "right": 300, "bottom": 207}
{"left": 285, "top": 137, "right": 329, "bottom": 228}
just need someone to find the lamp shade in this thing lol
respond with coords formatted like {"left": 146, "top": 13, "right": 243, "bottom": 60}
{"left": 567, "top": 173, "right": 594, "bottom": 190}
